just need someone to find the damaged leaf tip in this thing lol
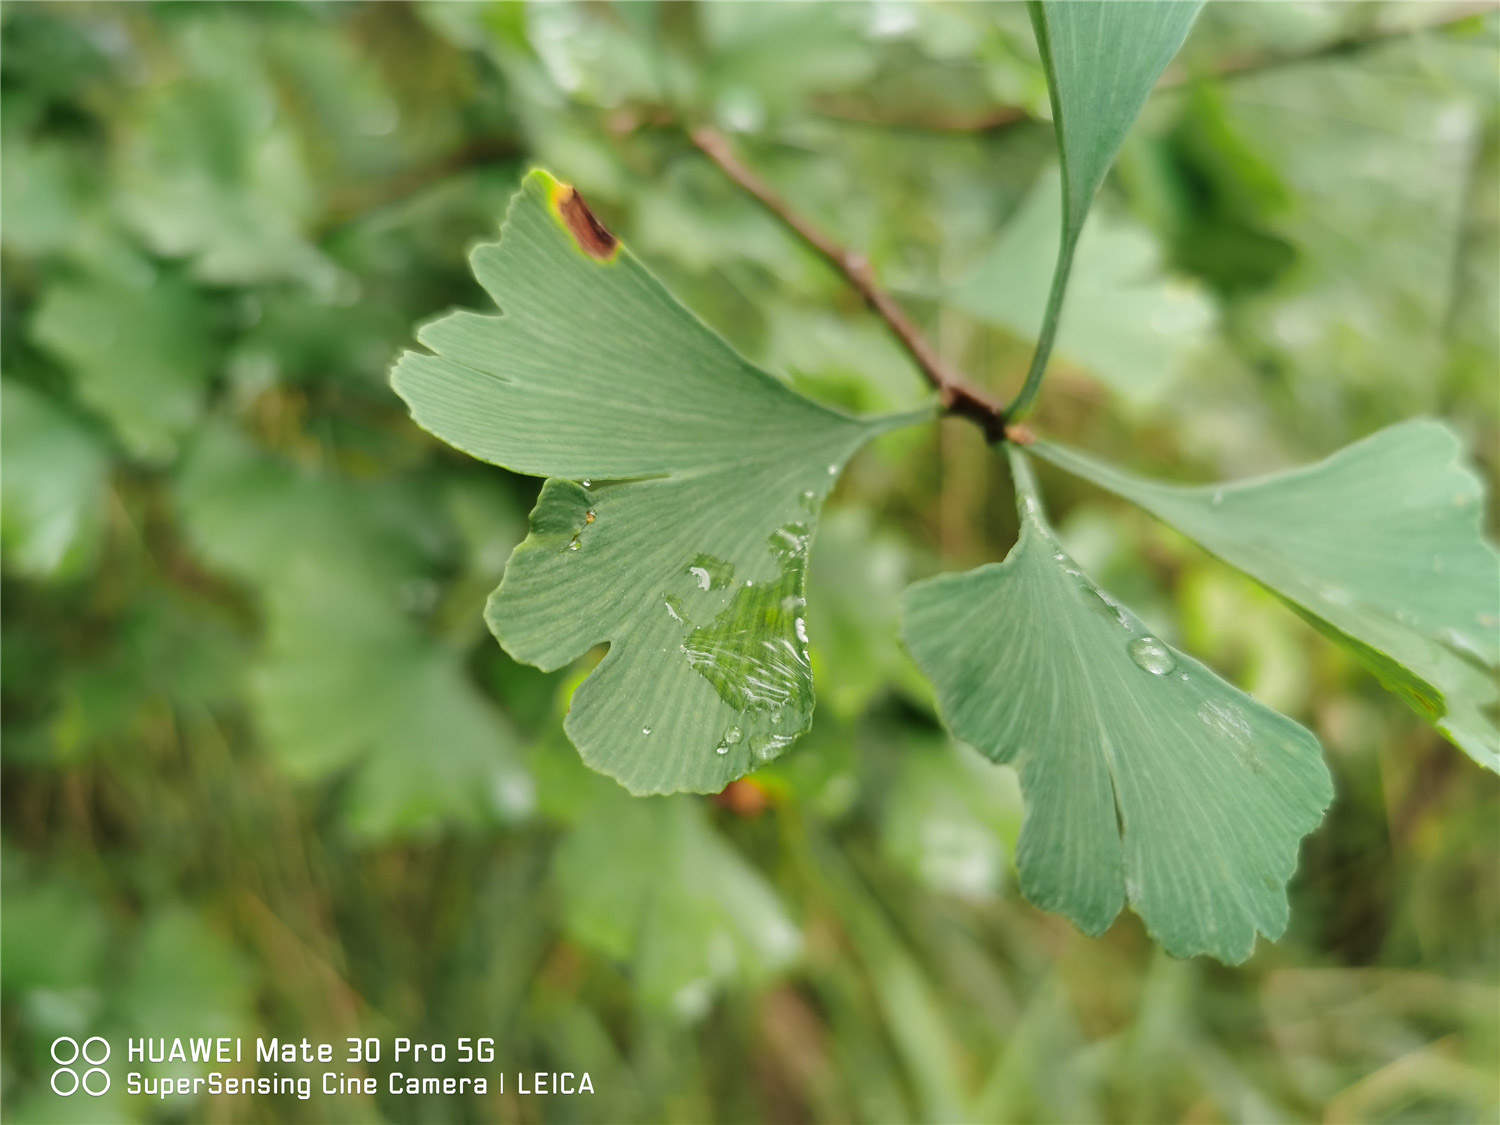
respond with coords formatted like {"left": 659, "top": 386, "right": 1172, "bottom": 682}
{"left": 550, "top": 180, "right": 618, "bottom": 261}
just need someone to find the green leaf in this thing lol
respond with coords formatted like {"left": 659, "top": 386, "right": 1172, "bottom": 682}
{"left": 0, "top": 381, "right": 109, "bottom": 578}
{"left": 1033, "top": 0, "right": 1203, "bottom": 233}
{"left": 1031, "top": 421, "right": 1500, "bottom": 771}
{"left": 29, "top": 270, "right": 216, "bottom": 463}
{"left": 174, "top": 426, "right": 530, "bottom": 837}
{"left": 950, "top": 168, "right": 1213, "bottom": 404}
{"left": 1009, "top": 0, "right": 1204, "bottom": 416}
{"left": 391, "top": 169, "right": 918, "bottom": 795}
{"left": 554, "top": 794, "right": 801, "bottom": 1018}
{"left": 902, "top": 447, "right": 1332, "bottom": 962}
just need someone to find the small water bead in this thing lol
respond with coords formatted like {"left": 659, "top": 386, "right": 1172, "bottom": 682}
{"left": 567, "top": 536, "right": 581, "bottom": 552}
{"left": 723, "top": 726, "right": 743, "bottom": 745}
{"left": 581, "top": 479, "right": 592, "bottom": 489}
{"left": 1127, "top": 635, "right": 1176, "bottom": 676}
{"left": 795, "top": 617, "right": 809, "bottom": 645}
{"left": 641, "top": 726, "right": 653, "bottom": 736}
{"left": 714, "top": 743, "right": 730, "bottom": 756}
{"left": 690, "top": 566, "right": 712, "bottom": 590}
{"left": 826, "top": 464, "right": 838, "bottom": 475}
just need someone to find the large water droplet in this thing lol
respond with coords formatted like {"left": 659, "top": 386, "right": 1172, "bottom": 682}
{"left": 723, "top": 725, "right": 743, "bottom": 745}
{"left": 686, "top": 554, "right": 734, "bottom": 592}
{"left": 1127, "top": 636, "right": 1176, "bottom": 675}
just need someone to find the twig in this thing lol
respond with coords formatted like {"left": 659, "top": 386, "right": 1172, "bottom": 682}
{"left": 689, "top": 126, "right": 1008, "bottom": 441}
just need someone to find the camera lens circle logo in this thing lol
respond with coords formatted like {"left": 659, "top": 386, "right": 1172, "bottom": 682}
{"left": 50, "top": 1036, "right": 110, "bottom": 1096}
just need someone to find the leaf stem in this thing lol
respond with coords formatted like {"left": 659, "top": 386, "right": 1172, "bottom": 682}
{"left": 689, "top": 126, "right": 1010, "bottom": 442}
{"left": 1002, "top": 227, "right": 1079, "bottom": 421}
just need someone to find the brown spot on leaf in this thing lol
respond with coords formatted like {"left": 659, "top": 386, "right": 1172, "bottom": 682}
{"left": 557, "top": 186, "right": 617, "bottom": 260}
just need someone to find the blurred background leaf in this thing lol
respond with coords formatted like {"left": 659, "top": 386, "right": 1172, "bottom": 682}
{"left": 3, "top": 2, "right": 1497, "bottom": 1122}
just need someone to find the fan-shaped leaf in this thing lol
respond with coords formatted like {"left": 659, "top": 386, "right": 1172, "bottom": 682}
{"left": 1032, "top": 421, "right": 1500, "bottom": 770}
{"left": 391, "top": 170, "right": 920, "bottom": 794}
{"left": 902, "top": 448, "right": 1332, "bottom": 962}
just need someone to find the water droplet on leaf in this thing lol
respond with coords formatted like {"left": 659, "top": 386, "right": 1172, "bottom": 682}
{"left": 1127, "top": 636, "right": 1176, "bottom": 675}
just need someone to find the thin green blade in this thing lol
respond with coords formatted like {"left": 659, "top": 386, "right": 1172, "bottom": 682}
{"left": 391, "top": 170, "right": 918, "bottom": 794}
{"left": 902, "top": 448, "right": 1332, "bottom": 963}
{"left": 1032, "top": 422, "right": 1500, "bottom": 771}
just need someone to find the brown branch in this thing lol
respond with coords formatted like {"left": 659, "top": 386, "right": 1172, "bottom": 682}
{"left": 689, "top": 126, "right": 1008, "bottom": 441}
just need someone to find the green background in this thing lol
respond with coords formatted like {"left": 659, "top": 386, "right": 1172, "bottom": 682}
{"left": 3, "top": 2, "right": 1497, "bottom": 1122}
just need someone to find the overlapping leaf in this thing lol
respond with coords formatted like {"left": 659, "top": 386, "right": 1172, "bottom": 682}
{"left": 1032, "top": 422, "right": 1500, "bottom": 770}
{"left": 902, "top": 449, "right": 1332, "bottom": 962}
{"left": 391, "top": 170, "right": 918, "bottom": 794}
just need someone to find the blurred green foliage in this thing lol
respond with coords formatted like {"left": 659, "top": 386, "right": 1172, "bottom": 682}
{"left": 3, "top": 3, "right": 1497, "bottom": 1123}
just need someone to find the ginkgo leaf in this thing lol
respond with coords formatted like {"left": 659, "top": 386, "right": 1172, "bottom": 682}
{"left": 390, "top": 169, "right": 920, "bottom": 795}
{"left": 1031, "top": 421, "right": 1500, "bottom": 771}
{"left": 29, "top": 269, "right": 216, "bottom": 463}
{"left": 554, "top": 792, "right": 801, "bottom": 1018}
{"left": 902, "top": 447, "right": 1332, "bottom": 962}
{"left": 1009, "top": 0, "right": 1204, "bottom": 416}
{"left": 174, "top": 425, "right": 531, "bottom": 836}
{"left": 1032, "top": 0, "right": 1205, "bottom": 236}
{"left": 0, "top": 380, "right": 109, "bottom": 577}
{"left": 950, "top": 169, "right": 1213, "bottom": 403}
